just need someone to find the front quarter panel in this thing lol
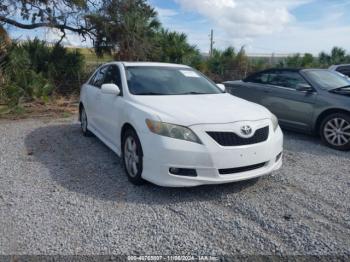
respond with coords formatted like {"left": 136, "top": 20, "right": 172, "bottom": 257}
{"left": 79, "top": 84, "right": 88, "bottom": 113}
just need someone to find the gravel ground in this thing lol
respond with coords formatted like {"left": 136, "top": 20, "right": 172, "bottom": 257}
{"left": 0, "top": 117, "right": 349, "bottom": 256}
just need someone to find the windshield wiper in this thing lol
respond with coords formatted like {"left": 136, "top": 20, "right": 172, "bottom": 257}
{"left": 178, "top": 91, "right": 209, "bottom": 95}
{"left": 330, "top": 85, "right": 350, "bottom": 91}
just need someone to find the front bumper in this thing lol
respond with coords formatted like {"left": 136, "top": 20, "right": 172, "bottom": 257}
{"left": 139, "top": 119, "right": 283, "bottom": 187}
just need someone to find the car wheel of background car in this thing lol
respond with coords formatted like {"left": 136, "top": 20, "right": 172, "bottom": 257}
{"left": 122, "top": 128, "right": 144, "bottom": 185}
{"left": 320, "top": 113, "right": 350, "bottom": 151}
{"left": 80, "top": 107, "right": 92, "bottom": 137}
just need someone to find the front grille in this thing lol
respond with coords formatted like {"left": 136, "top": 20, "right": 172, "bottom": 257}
{"left": 219, "top": 162, "right": 267, "bottom": 175}
{"left": 207, "top": 126, "right": 269, "bottom": 146}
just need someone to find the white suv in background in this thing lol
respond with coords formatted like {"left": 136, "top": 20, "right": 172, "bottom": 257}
{"left": 79, "top": 62, "right": 283, "bottom": 187}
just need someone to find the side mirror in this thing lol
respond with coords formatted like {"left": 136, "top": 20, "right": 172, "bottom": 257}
{"left": 217, "top": 83, "right": 226, "bottom": 92}
{"left": 296, "top": 83, "right": 313, "bottom": 92}
{"left": 101, "top": 83, "right": 120, "bottom": 95}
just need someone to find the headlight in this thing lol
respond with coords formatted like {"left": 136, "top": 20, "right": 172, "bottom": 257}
{"left": 146, "top": 119, "right": 202, "bottom": 144}
{"left": 271, "top": 114, "right": 279, "bottom": 131}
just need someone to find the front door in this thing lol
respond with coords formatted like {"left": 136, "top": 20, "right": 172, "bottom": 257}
{"left": 264, "top": 70, "right": 317, "bottom": 132}
{"left": 99, "top": 65, "right": 124, "bottom": 149}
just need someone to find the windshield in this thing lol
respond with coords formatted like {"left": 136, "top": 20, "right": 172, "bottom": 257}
{"left": 125, "top": 66, "right": 222, "bottom": 95}
{"left": 304, "top": 70, "right": 350, "bottom": 90}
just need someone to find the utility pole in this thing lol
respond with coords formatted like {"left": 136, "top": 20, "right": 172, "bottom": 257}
{"left": 209, "top": 29, "right": 214, "bottom": 57}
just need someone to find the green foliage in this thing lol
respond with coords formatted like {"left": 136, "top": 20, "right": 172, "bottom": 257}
{"left": 1, "top": 45, "right": 52, "bottom": 106}
{"left": 281, "top": 47, "right": 350, "bottom": 69}
{"left": 93, "top": 0, "right": 160, "bottom": 60}
{"left": 152, "top": 29, "right": 201, "bottom": 65}
{"left": 1, "top": 39, "right": 85, "bottom": 107}
{"left": 203, "top": 46, "right": 252, "bottom": 81}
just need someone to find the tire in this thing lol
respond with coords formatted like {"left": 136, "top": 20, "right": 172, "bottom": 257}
{"left": 80, "top": 107, "right": 93, "bottom": 137}
{"left": 122, "top": 128, "right": 144, "bottom": 185}
{"left": 320, "top": 113, "right": 350, "bottom": 151}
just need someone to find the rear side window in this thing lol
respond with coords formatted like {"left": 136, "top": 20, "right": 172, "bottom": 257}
{"left": 245, "top": 72, "right": 271, "bottom": 84}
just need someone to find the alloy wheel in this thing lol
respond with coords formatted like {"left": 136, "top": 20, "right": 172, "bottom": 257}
{"left": 81, "top": 108, "right": 88, "bottom": 133}
{"left": 323, "top": 117, "right": 350, "bottom": 147}
{"left": 124, "top": 136, "right": 140, "bottom": 178}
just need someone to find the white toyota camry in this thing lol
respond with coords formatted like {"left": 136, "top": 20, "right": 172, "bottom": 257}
{"left": 79, "top": 62, "right": 283, "bottom": 187}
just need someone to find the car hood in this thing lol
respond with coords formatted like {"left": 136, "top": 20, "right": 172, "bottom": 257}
{"left": 132, "top": 93, "right": 272, "bottom": 126}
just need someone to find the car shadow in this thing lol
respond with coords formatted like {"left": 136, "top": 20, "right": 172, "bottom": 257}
{"left": 24, "top": 123, "right": 260, "bottom": 204}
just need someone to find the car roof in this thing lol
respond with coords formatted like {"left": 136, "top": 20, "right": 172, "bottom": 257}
{"left": 258, "top": 68, "right": 332, "bottom": 74}
{"left": 329, "top": 64, "right": 350, "bottom": 69}
{"left": 121, "top": 62, "right": 191, "bottom": 68}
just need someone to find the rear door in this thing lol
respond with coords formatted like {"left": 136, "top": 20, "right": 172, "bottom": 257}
{"left": 264, "top": 70, "right": 317, "bottom": 132}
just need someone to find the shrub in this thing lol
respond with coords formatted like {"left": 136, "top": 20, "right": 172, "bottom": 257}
{"left": 48, "top": 45, "right": 85, "bottom": 94}
{"left": 2, "top": 45, "right": 52, "bottom": 106}
{"left": 1, "top": 38, "right": 85, "bottom": 107}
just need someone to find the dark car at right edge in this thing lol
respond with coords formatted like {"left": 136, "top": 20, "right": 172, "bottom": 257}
{"left": 224, "top": 68, "right": 350, "bottom": 151}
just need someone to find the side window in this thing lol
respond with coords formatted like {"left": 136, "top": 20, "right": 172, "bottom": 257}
{"left": 337, "top": 66, "right": 350, "bottom": 77}
{"left": 247, "top": 72, "right": 270, "bottom": 84}
{"left": 270, "top": 71, "right": 307, "bottom": 89}
{"left": 89, "top": 71, "right": 98, "bottom": 86}
{"left": 91, "top": 66, "right": 108, "bottom": 88}
{"left": 103, "top": 65, "right": 122, "bottom": 88}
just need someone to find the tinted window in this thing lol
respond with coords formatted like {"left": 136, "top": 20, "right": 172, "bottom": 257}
{"left": 125, "top": 67, "right": 222, "bottom": 96}
{"left": 89, "top": 71, "right": 98, "bottom": 86}
{"left": 246, "top": 72, "right": 271, "bottom": 84}
{"left": 269, "top": 71, "right": 308, "bottom": 89}
{"left": 103, "top": 65, "right": 122, "bottom": 88}
{"left": 337, "top": 66, "right": 350, "bottom": 77}
{"left": 91, "top": 66, "right": 108, "bottom": 88}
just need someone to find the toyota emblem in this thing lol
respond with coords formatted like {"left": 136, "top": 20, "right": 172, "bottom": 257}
{"left": 241, "top": 125, "right": 252, "bottom": 136}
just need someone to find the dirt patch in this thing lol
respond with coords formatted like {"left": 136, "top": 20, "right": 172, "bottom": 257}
{"left": 0, "top": 96, "right": 79, "bottom": 120}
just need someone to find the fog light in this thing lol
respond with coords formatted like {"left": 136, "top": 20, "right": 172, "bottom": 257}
{"left": 169, "top": 167, "right": 197, "bottom": 177}
{"left": 169, "top": 168, "right": 180, "bottom": 174}
{"left": 276, "top": 152, "right": 283, "bottom": 162}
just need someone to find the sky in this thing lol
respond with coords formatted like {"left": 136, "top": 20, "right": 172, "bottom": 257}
{"left": 8, "top": 0, "right": 350, "bottom": 55}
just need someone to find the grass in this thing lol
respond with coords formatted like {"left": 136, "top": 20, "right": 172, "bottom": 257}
{"left": 67, "top": 47, "right": 114, "bottom": 64}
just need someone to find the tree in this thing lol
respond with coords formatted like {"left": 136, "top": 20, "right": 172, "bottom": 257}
{"left": 0, "top": 0, "right": 97, "bottom": 43}
{"left": 330, "top": 47, "right": 346, "bottom": 65}
{"left": 318, "top": 51, "right": 331, "bottom": 67}
{"left": 285, "top": 53, "right": 302, "bottom": 68}
{"left": 301, "top": 53, "right": 314, "bottom": 67}
{"left": 153, "top": 29, "right": 199, "bottom": 64}
{"left": 92, "top": 0, "right": 160, "bottom": 60}
{"left": 235, "top": 47, "right": 249, "bottom": 78}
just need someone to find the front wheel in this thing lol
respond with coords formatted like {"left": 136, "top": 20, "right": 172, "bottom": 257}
{"left": 80, "top": 107, "right": 92, "bottom": 137}
{"left": 320, "top": 113, "right": 350, "bottom": 151}
{"left": 122, "top": 129, "right": 144, "bottom": 185}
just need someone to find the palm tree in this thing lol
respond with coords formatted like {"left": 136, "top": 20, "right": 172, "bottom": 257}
{"left": 155, "top": 29, "right": 199, "bottom": 64}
